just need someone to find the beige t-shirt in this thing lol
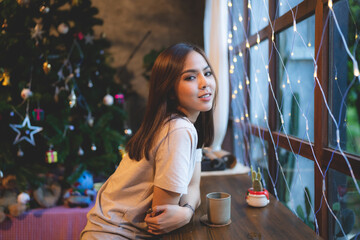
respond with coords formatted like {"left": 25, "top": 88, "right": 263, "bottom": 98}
{"left": 82, "top": 116, "right": 202, "bottom": 237}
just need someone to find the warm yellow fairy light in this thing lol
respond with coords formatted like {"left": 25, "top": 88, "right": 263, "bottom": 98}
{"left": 229, "top": 69, "right": 234, "bottom": 74}
{"left": 239, "top": 15, "right": 243, "bottom": 22}
{"left": 255, "top": 76, "right": 258, "bottom": 82}
{"left": 291, "top": 52, "right": 294, "bottom": 56}
{"left": 229, "top": 45, "right": 233, "bottom": 51}
{"left": 354, "top": 62, "right": 359, "bottom": 77}
{"left": 239, "top": 52, "right": 243, "bottom": 57}
{"left": 228, "top": 38, "right": 232, "bottom": 44}
{"left": 263, "top": 17, "right": 267, "bottom": 22}
{"left": 228, "top": 1, "right": 232, "bottom": 7}
{"left": 254, "top": 114, "right": 258, "bottom": 119}
{"left": 308, "top": 42, "right": 312, "bottom": 47}
{"left": 314, "top": 69, "right": 317, "bottom": 78}
{"left": 246, "top": 79, "right": 250, "bottom": 85}
{"left": 248, "top": 1, "right": 251, "bottom": 9}
{"left": 229, "top": 33, "right": 233, "bottom": 38}
{"left": 245, "top": 113, "right": 249, "bottom": 118}
{"left": 293, "top": 19, "right": 297, "bottom": 32}
{"left": 246, "top": 41, "right": 250, "bottom": 48}
{"left": 268, "top": 76, "right": 271, "bottom": 82}
{"left": 282, "top": 84, "right": 286, "bottom": 88}
{"left": 234, "top": 89, "right": 238, "bottom": 94}
{"left": 281, "top": 116, "right": 284, "bottom": 124}
{"left": 254, "top": 46, "right": 258, "bottom": 50}
{"left": 257, "top": 34, "right": 260, "bottom": 44}
{"left": 235, "top": 118, "right": 240, "bottom": 123}
{"left": 328, "top": 0, "right": 333, "bottom": 9}
{"left": 287, "top": 76, "right": 290, "bottom": 84}
{"left": 265, "top": 65, "right": 268, "bottom": 69}
{"left": 232, "top": 94, "right": 236, "bottom": 99}
{"left": 233, "top": 57, "right": 237, "bottom": 62}
{"left": 271, "top": 32, "right": 275, "bottom": 42}
{"left": 230, "top": 64, "right": 235, "bottom": 69}
{"left": 289, "top": 113, "right": 291, "bottom": 117}
{"left": 280, "top": 1, "right": 283, "bottom": 6}
{"left": 239, "top": 84, "right": 243, "bottom": 90}
{"left": 233, "top": 25, "right": 237, "bottom": 31}
{"left": 356, "top": 34, "right": 358, "bottom": 40}
{"left": 297, "top": 79, "right": 301, "bottom": 84}
{"left": 335, "top": 76, "right": 337, "bottom": 80}
{"left": 264, "top": 116, "right": 267, "bottom": 121}
{"left": 241, "top": 116, "right": 244, "bottom": 121}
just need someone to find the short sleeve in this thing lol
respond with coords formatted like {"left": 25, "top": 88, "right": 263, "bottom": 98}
{"left": 153, "top": 127, "right": 196, "bottom": 194}
{"left": 195, "top": 149, "right": 202, "bottom": 162}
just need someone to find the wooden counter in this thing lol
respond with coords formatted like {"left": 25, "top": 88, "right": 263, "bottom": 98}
{"left": 164, "top": 174, "right": 321, "bottom": 240}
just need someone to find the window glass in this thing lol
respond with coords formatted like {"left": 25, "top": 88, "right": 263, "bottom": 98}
{"left": 250, "top": 40, "right": 269, "bottom": 128}
{"left": 228, "top": 0, "right": 244, "bottom": 46}
{"left": 328, "top": 169, "right": 360, "bottom": 239}
{"left": 278, "top": 0, "right": 304, "bottom": 17}
{"left": 328, "top": 0, "right": 360, "bottom": 155}
{"left": 250, "top": 0, "right": 269, "bottom": 35}
{"left": 230, "top": 49, "right": 246, "bottom": 166}
{"left": 276, "top": 147, "right": 315, "bottom": 230}
{"left": 276, "top": 16, "right": 315, "bottom": 141}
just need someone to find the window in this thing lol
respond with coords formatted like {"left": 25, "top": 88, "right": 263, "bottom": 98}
{"left": 229, "top": 0, "right": 360, "bottom": 239}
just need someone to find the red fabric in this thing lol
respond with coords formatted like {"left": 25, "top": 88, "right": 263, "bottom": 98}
{"left": 0, "top": 203, "right": 93, "bottom": 240}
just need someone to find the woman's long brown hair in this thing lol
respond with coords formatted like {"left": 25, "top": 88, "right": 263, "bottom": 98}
{"left": 126, "top": 43, "right": 217, "bottom": 161}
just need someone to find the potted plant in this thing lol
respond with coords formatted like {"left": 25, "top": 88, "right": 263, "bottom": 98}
{"left": 246, "top": 166, "right": 269, "bottom": 207}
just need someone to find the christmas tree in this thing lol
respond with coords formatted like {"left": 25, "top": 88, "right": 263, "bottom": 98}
{"left": 0, "top": 0, "right": 129, "bottom": 194}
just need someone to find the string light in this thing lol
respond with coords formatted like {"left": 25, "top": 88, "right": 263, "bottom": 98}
{"left": 228, "top": 1, "right": 232, "bottom": 7}
{"left": 239, "top": 15, "right": 243, "bottom": 22}
{"left": 328, "top": 0, "right": 333, "bottom": 9}
{"left": 233, "top": 25, "right": 237, "bottom": 31}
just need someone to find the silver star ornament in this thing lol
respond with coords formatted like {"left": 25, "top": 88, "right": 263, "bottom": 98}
{"left": 10, "top": 115, "right": 43, "bottom": 146}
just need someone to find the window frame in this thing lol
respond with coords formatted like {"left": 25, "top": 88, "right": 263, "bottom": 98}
{"left": 231, "top": 0, "right": 360, "bottom": 239}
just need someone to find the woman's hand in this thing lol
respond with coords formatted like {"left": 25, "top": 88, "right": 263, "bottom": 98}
{"left": 145, "top": 204, "right": 193, "bottom": 235}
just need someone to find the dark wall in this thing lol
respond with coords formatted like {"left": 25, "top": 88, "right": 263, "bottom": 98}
{"left": 92, "top": 0, "right": 205, "bottom": 131}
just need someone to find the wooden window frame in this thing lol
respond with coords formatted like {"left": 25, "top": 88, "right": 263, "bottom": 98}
{"left": 231, "top": 0, "right": 360, "bottom": 239}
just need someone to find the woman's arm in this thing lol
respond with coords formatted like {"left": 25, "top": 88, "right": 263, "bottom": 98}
{"left": 145, "top": 162, "right": 201, "bottom": 235}
{"left": 179, "top": 162, "right": 201, "bottom": 209}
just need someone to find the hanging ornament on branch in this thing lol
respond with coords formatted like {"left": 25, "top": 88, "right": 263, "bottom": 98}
{"left": 0, "top": 69, "right": 10, "bottom": 86}
{"left": 39, "top": 4, "right": 50, "bottom": 14}
{"left": 9, "top": 115, "right": 43, "bottom": 146}
{"left": 21, "top": 88, "right": 33, "bottom": 100}
{"left": 31, "top": 21, "right": 44, "bottom": 45}
{"left": 103, "top": 94, "right": 114, "bottom": 106}
{"left": 68, "top": 89, "right": 76, "bottom": 108}
{"left": 57, "top": 23, "right": 69, "bottom": 35}
{"left": 46, "top": 146, "right": 58, "bottom": 164}
{"left": 43, "top": 61, "right": 51, "bottom": 74}
{"left": 32, "top": 108, "right": 44, "bottom": 121}
{"left": 84, "top": 33, "right": 94, "bottom": 45}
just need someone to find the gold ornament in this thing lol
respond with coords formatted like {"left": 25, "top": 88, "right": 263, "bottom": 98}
{"left": 71, "top": 0, "right": 81, "bottom": 6}
{"left": 0, "top": 70, "right": 10, "bottom": 86}
{"left": 43, "top": 61, "right": 51, "bottom": 74}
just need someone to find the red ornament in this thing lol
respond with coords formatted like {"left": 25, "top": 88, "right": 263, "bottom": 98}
{"left": 74, "top": 32, "right": 84, "bottom": 40}
{"left": 32, "top": 108, "right": 44, "bottom": 121}
{"left": 115, "top": 94, "right": 125, "bottom": 104}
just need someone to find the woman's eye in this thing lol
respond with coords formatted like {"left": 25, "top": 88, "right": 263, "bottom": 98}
{"left": 205, "top": 71, "right": 212, "bottom": 77}
{"left": 184, "top": 76, "right": 195, "bottom": 81}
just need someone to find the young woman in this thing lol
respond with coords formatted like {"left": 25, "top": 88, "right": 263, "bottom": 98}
{"left": 81, "top": 43, "right": 217, "bottom": 239}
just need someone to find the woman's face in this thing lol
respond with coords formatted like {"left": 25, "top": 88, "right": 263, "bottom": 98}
{"left": 176, "top": 51, "right": 216, "bottom": 123}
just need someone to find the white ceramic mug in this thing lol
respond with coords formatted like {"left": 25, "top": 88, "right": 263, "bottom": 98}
{"left": 206, "top": 192, "right": 231, "bottom": 225}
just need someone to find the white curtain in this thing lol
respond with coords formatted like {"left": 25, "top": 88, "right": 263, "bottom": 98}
{"left": 204, "top": 0, "right": 229, "bottom": 151}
